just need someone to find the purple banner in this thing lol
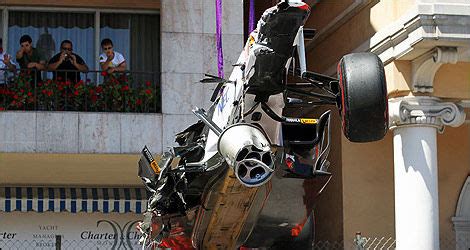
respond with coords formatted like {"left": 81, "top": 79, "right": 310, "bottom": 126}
{"left": 216, "top": 0, "right": 224, "bottom": 78}
{"left": 248, "top": 0, "right": 255, "bottom": 33}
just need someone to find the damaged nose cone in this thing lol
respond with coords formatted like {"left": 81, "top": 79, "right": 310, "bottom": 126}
{"left": 217, "top": 123, "right": 275, "bottom": 187}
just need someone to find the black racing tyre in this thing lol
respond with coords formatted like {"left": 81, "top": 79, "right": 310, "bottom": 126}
{"left": 337, "top": 52, "right": 388, "bottom": 142}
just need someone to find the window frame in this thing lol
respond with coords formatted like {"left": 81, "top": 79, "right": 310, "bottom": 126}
{"left": 0, "top": 6, "right": 160, "bottom": 71}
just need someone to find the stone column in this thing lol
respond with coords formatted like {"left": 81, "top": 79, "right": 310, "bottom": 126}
{"left": 160, "top": 0, "right": 243, "bottom": 150}
{"left": 389, "top": 96, "right": 466, "bottom": 250}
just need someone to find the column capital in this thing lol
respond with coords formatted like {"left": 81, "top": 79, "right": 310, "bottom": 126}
{"left": 389, "top": 96, "right": 466, "bottom": 132}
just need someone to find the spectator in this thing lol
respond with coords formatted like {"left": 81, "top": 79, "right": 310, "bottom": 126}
{"left": 48, "top": 40, "right": 88, "bottom": 83}
{"left": 0, "top": 39, "right": 18, "bottom": 84}
{"left": 16, "top": 34, "right": 46, "bottom": 85}
{"left": 99, "top": 38, "right": 126, "bottom": 73}
{"left": 16, "top": 35, "right": 46, "bottom": 87}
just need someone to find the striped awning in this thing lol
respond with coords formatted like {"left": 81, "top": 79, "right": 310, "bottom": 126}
{"left": 0, "top": 187, "right": 151, "bottom": 214}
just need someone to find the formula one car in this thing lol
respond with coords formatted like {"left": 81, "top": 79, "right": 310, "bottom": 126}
{"left": 137, "top": 0, "right": 388, "bottom": 248}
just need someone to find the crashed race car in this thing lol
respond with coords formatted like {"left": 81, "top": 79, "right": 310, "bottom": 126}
{"left": 137, "top": 0, "right": 388, "bottom": 248}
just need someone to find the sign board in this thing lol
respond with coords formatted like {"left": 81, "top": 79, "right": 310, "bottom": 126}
{"left": 0, "top": 212, "right": 143, "bottom": 249}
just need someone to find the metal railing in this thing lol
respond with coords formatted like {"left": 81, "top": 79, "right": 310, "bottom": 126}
{"left": 0, "top": 68, "right": 160, "bottom": 113}
{"left": 1, "top": 236, "right": 468, "bottom": 250}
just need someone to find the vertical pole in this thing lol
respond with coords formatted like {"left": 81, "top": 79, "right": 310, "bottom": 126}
{"left": 95, "top": 11, "right": 101, "bottom": 86}
{"left": 55, "top": 235, "right": 61, "bottom": 250}
{"left": 393, "top": 126, "right": 439, "bottom": 250}
{"left": 2, "top": 8, "right": 8, "bottom": 52}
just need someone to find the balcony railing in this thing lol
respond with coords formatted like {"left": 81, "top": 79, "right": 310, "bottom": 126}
{"left": 0, "top": 69, "right": 160, "bottom": 113}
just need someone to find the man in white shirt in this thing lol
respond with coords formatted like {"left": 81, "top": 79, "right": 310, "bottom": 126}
{"left": 99, "top": 38, "right": 127, "bottom": 73}
{"left": 0, "top": 49, "right": 17, "bottom": 84}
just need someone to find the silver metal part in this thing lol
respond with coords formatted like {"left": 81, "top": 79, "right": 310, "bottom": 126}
{"left": 192, "top": 107, "right": 222, "bottom": 136}
{"left": 217, "top": 123, "right": 275, "bottom": 187}
{"left": 294, "top": 26, "right": 307, "bottom": 76}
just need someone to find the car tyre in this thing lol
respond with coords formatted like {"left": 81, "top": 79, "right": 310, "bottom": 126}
{"left": 337, "top": 52, "right": 388, "bottom": 142}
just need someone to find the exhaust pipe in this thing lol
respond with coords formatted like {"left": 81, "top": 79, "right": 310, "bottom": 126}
{"left": 217, "top": 123, "right": 275, "bottom": 187}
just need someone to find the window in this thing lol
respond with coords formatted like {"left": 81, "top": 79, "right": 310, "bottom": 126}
{"left": 4, "top": 9, "right": 160, "bottom": 74}
{"left": 100, "top": 13, "right": 160, "bottom": 73}
{"left": 8, "top": 11, "right": 95, "bottom": 70}
{"left": 0, "top": 8, "right": 161, "bottom": 113}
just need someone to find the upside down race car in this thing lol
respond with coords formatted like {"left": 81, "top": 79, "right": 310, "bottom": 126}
{"left": 137, "top": 0, "right": 388, "bottom": 248}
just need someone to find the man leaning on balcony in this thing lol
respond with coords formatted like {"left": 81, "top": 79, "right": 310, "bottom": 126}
{"left": 16, "top": 34, "right": 46, "bottom": 87}
{"left": 48, "top": 39, "right": 89, "bottom": 83}
{"left": 99, "top": 38, "right": 126, "bottom": 74}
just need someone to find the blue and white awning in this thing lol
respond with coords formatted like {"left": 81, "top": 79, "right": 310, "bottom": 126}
{"left": 0, "top": 187, "right": 151, "bottom": 214}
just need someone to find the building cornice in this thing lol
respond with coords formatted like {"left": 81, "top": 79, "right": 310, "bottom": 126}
{"left": 320, "top": 2, "right": 470, "bottom": 76}
{"left": 389, "top": 96, "right": 466, "bottom": 132}
{"left": 370, "top": 12, "right": 470, "bottom": 65}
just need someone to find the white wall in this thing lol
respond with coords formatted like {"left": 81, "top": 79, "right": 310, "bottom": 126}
{"left": 160, "top": 0, "right": 244, "bottom": 149}
{"left": 0, "top": 111, "right": 162, "bottom": 154}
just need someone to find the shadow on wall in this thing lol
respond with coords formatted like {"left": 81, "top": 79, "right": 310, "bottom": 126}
{"left": 305, "top": 0, "right": 379, "bottom": 74}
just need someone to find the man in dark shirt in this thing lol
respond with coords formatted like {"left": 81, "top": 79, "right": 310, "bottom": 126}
{"left": 48, "top": 40, "right": 88, "bottom": 83}
{"left": 16, "top": 35, "right": 46, "bottom": 85}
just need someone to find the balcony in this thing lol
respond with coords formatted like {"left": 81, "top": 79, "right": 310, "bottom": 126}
{"left": 0, "top": 69, "right": 163, "bottom": 186}
{"left": 0, "top": 69, "right": 162, "bottom": 155}
{"left": 0, "top": 71, "right": 162, "bottom": 154}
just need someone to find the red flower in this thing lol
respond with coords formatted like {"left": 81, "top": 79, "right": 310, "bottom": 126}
{"left": 74, "top": 90, "right": 79, "bottom": 96}
{"left": 65, "top": 81, "right": 71, "bottom": 87}
{"left": 74, "top": 81, "right": 84, "bottom": 89}
{"left": 121, "top": 85, "right": 129, "bottom": 92}
{"left": 0, "top": 107, "right": 4, "bottom": 111}
{"left": 91, "top": 94, "right": 98, "bottom": 103}
{"left": 136, "top": 98, "right": 142, "bottom": 106}
{"left": 13, "top": 95, "right": 18, "bottom": 100}
{"left": 20, "top": 89, "right": 24, "bottom": 93}
{"left": 37, "top": 83, "right": 42, "bottom": 87}
{"left": 145, "top": 81, "right": 151, "bottom": 87}
{"left": 96, "top": 86, "right": 103, "bottom": 93}
{"left": 27, "top": 92, "right": 33, "bottom": 97}
{"left": 145, "top": 89, "right": 152, "bottom": 95}
{"left": 101, "top": 71, "right": 108, "bottom": 77}
{"left": 58, "top": 86, "right": 64, "bottom": 91}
